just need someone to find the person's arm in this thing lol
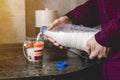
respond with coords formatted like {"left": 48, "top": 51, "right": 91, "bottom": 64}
{"left": 95, "top": 16, "right": 120, "bottom": 48}
{"left": 65, "top": 0, "right": 100, "bottom": 27}
{"left": 85, "top": 16, "right": 120, "bottom": 59}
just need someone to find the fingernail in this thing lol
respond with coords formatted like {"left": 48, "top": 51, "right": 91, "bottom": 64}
{"left": 54, "top": 43, "right": 59, "bottom": 46}
{"left": 89, "top": 55, "right": 93, "bottom": 60}
{"left": 60, "top": 46, "right": 63, "bottom": 49}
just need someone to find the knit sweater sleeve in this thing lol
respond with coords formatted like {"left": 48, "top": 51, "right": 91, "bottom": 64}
{"left": 65, "top": 0, "right": 100, "bottom": 27}
{"left": 95, "top": 16, "right": 120, "bottom": 48}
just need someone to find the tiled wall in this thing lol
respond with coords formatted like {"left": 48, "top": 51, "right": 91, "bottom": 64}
{"left": 0, "top": 0, "right": 25, "bottom": 44}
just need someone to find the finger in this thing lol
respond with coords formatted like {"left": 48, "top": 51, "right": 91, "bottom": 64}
{"left": 101, "top": 48, "right": 110, "bottom": 58}
{"left": 48, "top": 38, "right": 56, "bottom": 43}
{"left": 102, "top": 52, "right": 108, "bottom": 58}
{"left": 105, "top": 48, "right": 112, "bottom": 56}
{"left": 89, "top": 51, "right": 98, "bottom": 60}
{"left": 102, "top": 53, "right": 107, "bottom": 58}
{"left": 97, "top": 49, "right": 107, "bottom": 59}
{"left": 48, "top": 19, "right": 59, "bottom": 30}
{"left": 85, "top": 46, "right": 91, "bottom": 55}
{"left": 54, "top": 42, "right": 60, "bottom": 47}
{"left": 60, "top": 46, "right": 63, "bottom": 49}
{"left": 98, "top": 55, "right": 103, "bottom": 59}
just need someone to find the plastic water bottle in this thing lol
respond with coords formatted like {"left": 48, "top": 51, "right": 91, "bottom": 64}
{"left": 42, "top": 24, "right": 99, "bottom": 50}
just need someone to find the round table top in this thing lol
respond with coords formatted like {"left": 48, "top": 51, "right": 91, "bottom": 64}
{"left": 0, "top": 42, "right": 100, "bottom": 80}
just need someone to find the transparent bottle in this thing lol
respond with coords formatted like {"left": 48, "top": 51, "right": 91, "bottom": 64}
{"left": 42, "top": 24, "right": 99, "bottom": 50}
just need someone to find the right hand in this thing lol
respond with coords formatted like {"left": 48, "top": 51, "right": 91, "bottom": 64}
{"left": 85, "top": 36, "right": 111, "bottom": 60}
{"left": 48, "top": 16, "right": 72, "bottom": 30}
{"left": 47, "top": 16, "right": 72, "bottom": 48}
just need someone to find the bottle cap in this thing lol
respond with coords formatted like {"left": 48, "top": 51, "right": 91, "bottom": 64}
{"left": 56, "top": 61, "right": 68, "bottom": 68}
{"left": 41, "top": 26, "right": 46, "bottom": 35}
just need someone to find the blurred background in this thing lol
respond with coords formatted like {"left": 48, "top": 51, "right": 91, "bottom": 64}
{"left": 0, "top": 0, "right": 87, "bottom": 45}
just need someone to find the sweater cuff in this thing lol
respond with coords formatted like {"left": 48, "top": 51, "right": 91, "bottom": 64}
{"left": 95, "top": 16, "right": 120, "bottom": 48}
{"left": 65, "top": 13, "right": 79, "bottom": 25}
{"left": 95, "top": 31, "right": 111, "bottom": 47}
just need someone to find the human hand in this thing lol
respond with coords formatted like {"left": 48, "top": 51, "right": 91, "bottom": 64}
{"left": 47, "top": 16, "right": 71, "bottom": 48}
{"left": 48, "top": 16, "right": 72, "bottom": 30}
{"left": 48, "top": 37, "right": 67, "bottom": 49}
{"left": 85, "top": 36, "right": 111, "bottom": 60}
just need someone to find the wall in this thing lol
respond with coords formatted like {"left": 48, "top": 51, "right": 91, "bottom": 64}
{"left": 25, "top": 0, "right": 87, "bottom": 37}
{"left": 0, "top": 0, "right": 87, "bottom": 44}
{"left": 0, "top": 0, "right": 25, "bottom": 44}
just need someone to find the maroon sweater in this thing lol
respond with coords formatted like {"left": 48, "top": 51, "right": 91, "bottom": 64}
{"left": 66, "top": 0, "right": 120, "bottom": 80}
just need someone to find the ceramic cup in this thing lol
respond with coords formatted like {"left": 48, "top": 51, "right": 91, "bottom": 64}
{"left": 23, "top": 37, "right": 44, "bottom": 62}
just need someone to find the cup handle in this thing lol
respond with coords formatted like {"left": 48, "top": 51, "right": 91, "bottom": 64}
{"left": 23, "top": 44, "right": 29, "bottom": 61}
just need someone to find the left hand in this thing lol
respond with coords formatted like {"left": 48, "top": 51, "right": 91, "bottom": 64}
{"left": 85, "top": 36, "right": 111, "bottom": 60}
{"left": 48, "top": 37, "right": 68, "bottom": 49}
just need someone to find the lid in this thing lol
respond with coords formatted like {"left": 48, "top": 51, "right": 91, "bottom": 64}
{"left": 56, "top": 61, "right": 68, "bottom": 68}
